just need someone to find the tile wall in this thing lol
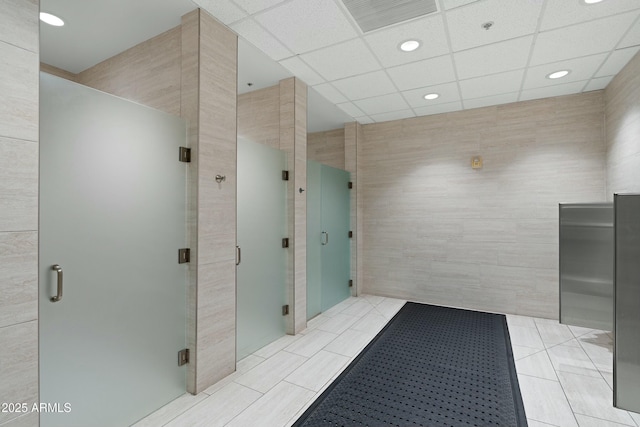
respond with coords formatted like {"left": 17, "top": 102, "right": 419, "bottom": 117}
{"left": 307, "top": 128, "right": 345, "bottom": 170}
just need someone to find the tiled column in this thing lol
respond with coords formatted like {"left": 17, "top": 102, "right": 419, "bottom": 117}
{"left": 344, "top": 122, "right": 362, "bottom": 296}
{"left": 0, "top": 1, "right": 40, "bottom": 426}
{"left": 181, "top": 8, "right": 238, "bottom": 394}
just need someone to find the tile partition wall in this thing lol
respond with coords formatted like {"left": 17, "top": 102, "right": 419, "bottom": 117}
{"left": 237, "top": 86, "right": 280, "bottom": 150}
{"left": 605, "top": 51, "right": 640, "bottom": 196}
{"left": 0, "top": 0, "right": 39, "bottom": 426}
{"left": 360, "top": 92, "right": 608, "bottom": 319}
{"left": 39, "top": 63, "right": 78, "bottom": 82}
{"left": 344, "top": 122, "right": 359, "bottom": 297}
{"left": 307, "top": 128, "right": 345, "bottom": 170}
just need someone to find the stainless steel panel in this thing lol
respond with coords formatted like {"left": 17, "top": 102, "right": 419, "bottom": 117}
{"left": 559, "top": 203, "right": 613, "bottom": 330}
{"left": 614, "top": 194, "right": 640, "bottom": 412}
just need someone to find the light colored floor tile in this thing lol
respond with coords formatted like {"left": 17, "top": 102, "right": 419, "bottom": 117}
{"left": 374, "top": 298, "right": 406, "bottom": 319}
{"left": 602, "top": 371, "right": 614, "bottom": 390}
{"left": 316, "top": 313, "right": 359, "bottom": 335}
{"left": 568, "top": 325, "right": 595, "bottom": 338}
{"left": 575, "top": 413, "right": 636, "bottom": 427}
{"left": 303, "top": 314, "right": 330, "bottom": 333}
{"left": 283, "top": 329, "right": 338, "bottom": 357}
{"left": 254, "top": 335, "right": 300, "bottom": 359}
{"left": 578, "top": 333, "right": 613, "bottom": 374}
{"left": 557, "top": 371, "right": 635, "bottom": 426}
{"left": 361, "top": 294, "right": 385, "bottom": 305}
{"left": 234, "top": 351, "right": 307, "bottom": 393}
{"left": 518, "top": 374, "right": 578, "bottom": 427}
{"left": 285, "top": 350, "right": 350, "bottom": 392}
{"left": 340, "top": 299, "right": 375, "bottom": 317}
{"left": 509, "top": 325, "right": 545, "bottom": 350}
{"left": 226, "top": 381, "right": 315, "bottom": 427}
{"left": 535, "top": 317, "right": 562, "bottom": 325}
{"left": 350, "top": 311, "right": 388, "bottom": 335}
{"left": 547, "top": 344, "right": 601, "bottom": 378}
{"left": 516, "top": 350, "right": 557, "bottom": 381}
{"left": 527, "top": 419, "right": 560, "bottom": 427}
{"left": 508, "top": 314, "right": 537, "bottom": 328}
{"left": 628, "top": 411, "right": 640, "bottom": 426}
{"left": 537, "top": 322, "right": 576, "bottom": 348}
{"left": 322, "top": 297, "right": 358, "bottom": 317}
{"left": 164, "top": 383, "right": 261, "bottom": 427}
{"left": 131, "top": 393, "right": 208, "bottom": 427}
{"left": 512, "top": 345, "right": 544, "bottom": 361}
{"left": 324, "top": 328, "right": 375, "bottom": 358}
{"left": 202, "top": 354, "right": 266, "bottom": 395}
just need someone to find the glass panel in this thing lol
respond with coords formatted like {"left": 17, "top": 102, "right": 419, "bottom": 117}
{"left": 306, "top": 160, "right": 322, "bottom": 319}
{"left": 320, "top": 164, "right": 351, "bottom": 311}
{"left": 39, "top": 73, "right": 187, "bottom": 427}
{"left": 237, "top": 138, "right": 287, "bottom": 360}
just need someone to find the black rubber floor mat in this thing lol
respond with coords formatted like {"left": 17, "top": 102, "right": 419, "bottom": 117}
{"left": 292, "top": 302, "right": 527, "bottom": 427}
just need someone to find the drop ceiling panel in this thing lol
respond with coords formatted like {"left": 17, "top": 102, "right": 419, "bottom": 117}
{"left": 619, "top": 18, "right": 640, "bottom": 48}
{"left": 530, "top": 11, "right": 639, "bottom": 66}
{"left": 341, "top": 0, "right": 437, "bottom": 33}
{"left": 312, "top": 83, "right": 349, "bottom": 104}
{"left": 596, "top": 46, "right": 640, "bottom": 77}
{"left": 584, "top": 76, "right": 613, "bottom": 92}
{"left": 464, "top": 92, "right": 518, "bottom": 110}
{"left": 279, "top": 56, "right": 324, "bottom": 86}
{"left": 402, "top": 82, "right": 460, "bottom": 108}
{"left": 232, "top": 0, "right": 287, "bottom": 15}
{"left": 363, "top": 14, "right": 449, "bottom": 68}
{"left": 445, "top": 0, "right": 542, "bottom": 52}
{"left": 232, "top": 19, "right": 293, "bottom": 61}
{"left": 193, "top": 0, "right": 246, "bottom": 25}
{"left": 354, "top": 92, "right": 410, "bottom": 115}
{"left": 520, "top": 81, "right": 588, "bottom": 102}
{"left": 523, "top": 53, "right": 608, "bottom": 90}
{"left": 413, "top": 101, "right": 463, "bottom": 116}
{"left": 337, "top": 102, "right": 366, "bottom": 117}
{"left": 301, "top": 38, "right": 381, "bottom": 81}
{"left": 540, "top": 0, "right": 640, "bottom": 31}
{"left": 370, "top": 109, "right": 416, "bottom": 122}
{"left": 354, "top": 116, "right": 375, "bottom": 124}
{"left": 387, "top": 55, "right": 456, "bottom": 91}
{"left": 255, "top": 0, "right": 358, "bottom": 54}
{"left": 459, "top": 69, "right": 524, "bottom": 100}
{"left": 442, "top": 0, "right": 481, "bottom": 11}
{"left": 454, "top": 35, "right": 533, "bottom": 80}
{"left": 332, "top": 71, "right": 397, "bottom": 100}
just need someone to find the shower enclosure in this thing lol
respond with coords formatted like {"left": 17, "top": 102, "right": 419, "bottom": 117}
{"left": 39, "top": 73, "right": 188, "bottom": 426}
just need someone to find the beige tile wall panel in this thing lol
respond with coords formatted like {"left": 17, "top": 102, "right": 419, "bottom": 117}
{"left": 605, "top": 51, "right": 640, "bottom": 197}
{"left": 0, "top": 321, "right": 38, "bottom": 425}
{"left": 344, "top": 122, "right": 357, "bottom": 295}
{"left": 360, "top": 92, "right": 607, "bottom": 319}
{"left": 237, "top": 86, "right": 280, "bottom": 149}
{"left": 354, "top": 122, "right": 364, "bottom": 298}
{"left": 307, "top": 128, "right": 345, "bottom": 169}
{"left": 78, "top": 26, "right": 182, "bottom": 116}
{"left": 0, "top": 138, "right": 38, "bottom": 231}
{"left": 0, "top": 232, "right": 37, "bottom": 328}
{"left": 294, "top": 77, "right": 308, "bottom": 333}
{"left": 0, "top": 0, "right": 38, "bottom": 53}
{"left": 0, "top": 41, "right": 38, "bottom": 142}
{"left": 40, "top": 63, "right": 78, "bottom": 82}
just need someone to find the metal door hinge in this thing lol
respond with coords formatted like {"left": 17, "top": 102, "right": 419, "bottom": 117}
{"left": 179, "top": 147, "right": 191, "bottom": 163}
{"left": 282, "top": 238, "right": 290, "bottom": 248}
{"left": 348, "top": 181, "right": 353, "bottom": 189}
{"left": 282, "top": 170, "right": 289, "bottom": 181}
{"left": 178, "top": 348, "right": 190, "bottom": 366}
{"left": 349, "top": 280, "right": 353, "bottom": 288}
{"left": 348, "top": 231, "right": 353, "bottom": 238}
{"left": 178, "top": 248, "right": 191, "bottom": 264}
{"left": 282, "top": 305, "right": 289, "bottom": 316}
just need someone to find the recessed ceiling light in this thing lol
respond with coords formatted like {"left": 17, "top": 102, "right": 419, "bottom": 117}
{"left": 582, "top": 0, "right": 604, "bottom": 4}
{"left": 40, "top": 12, "right": 64, "bottom": 26}
{"left": 547, "top": 70, "right": 570, "bottom": 79}
{"left": 424, "top": 93, "right": 439, "bottom": 100}
{"left": 399, "top": 40, "right": 421, "bottom": 52}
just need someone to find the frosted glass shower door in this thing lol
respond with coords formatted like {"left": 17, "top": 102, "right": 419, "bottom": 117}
{"left": 306, "top": 161, "right": 322, "bottom": 319}
{"left": 39, "top": 73, "right": 187, "bottom": 427}
{"left": 237, "top": 138, "right": 287, "bottom": 360}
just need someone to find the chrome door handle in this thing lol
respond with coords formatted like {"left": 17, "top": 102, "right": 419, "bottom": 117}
{"left": 51, "top": 264, "right": 63, "bottom": 302}
{"left": 236, "top": 246, "right": 241, "bottom": 266}
{"left": 321, "top": 231, "right": 329, "bottom": 245}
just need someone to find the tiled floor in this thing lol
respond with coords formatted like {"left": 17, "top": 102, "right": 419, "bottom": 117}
{"left": 134, "top": 295, "right": 639, "bottom": 427}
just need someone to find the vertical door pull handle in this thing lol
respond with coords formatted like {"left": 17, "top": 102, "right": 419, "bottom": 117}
{"left": 51, "top": 264, "right": 63, "bottom": 302}
{"left": 236, "top": 246, "right": 241, "bottom": 266}
{"left": 321, "top": 231, "right": 329, "bottom": 245}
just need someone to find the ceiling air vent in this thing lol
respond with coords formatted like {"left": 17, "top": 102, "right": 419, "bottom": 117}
{"left": 341, "top": 0, "right": 438, "bottom": 33}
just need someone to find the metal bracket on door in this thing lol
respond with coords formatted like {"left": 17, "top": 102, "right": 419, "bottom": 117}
{"left": 178, "top": 248, "right": 191, "bottom": 264}
{"left": 236, "top": 246, "right": 241, "bottom": 266}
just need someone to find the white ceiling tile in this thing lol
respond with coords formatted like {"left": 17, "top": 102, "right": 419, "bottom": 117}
{"left": 445, "top": 0, "right": 542, "bottom": 52}
{"left": 541, "top": 0, "right": 640, "bottom": 31}
{"left": 337, "top": 102, "right": 366, "bottom": 117}
{"left": 619, "top": 17, "right": 640, "bottom": 48}
{"left": 459, "top": 69, "right": 524, "bottom": 99}
{"left": 414, "top": 101, "right": 463, "bottom": 116}
{"left": 519, "top": 80, "right": 588, "bottom": 102}
{"left": 301, "top": 38, "right": 381, "bottom": 81}
{"left": 584, "top": 76, "right": 614, "bottom": 92}
{"left": 232, "top": 0, "right": 286, "bottom": 14}
{"left": 530, "top": 11, "right": 639, "bottom": 66}
{"left": 354, "top": 93, "right": 410, "bottom": 116}
{"left": 312, "top": 83, "right": 348, "bottom": 104}
{"left": 523, "top": 53, "right": 608, "bottom": 90}
{"left": 463, "top": 92, "right": 518, "bottom": 110}
{"left": 193, "top": 0, "right": 247, "bottom": 24}
{"left": 596, "top": 46, "right": 640, "bottom": 77}
{"left": 355, "top": 116, "right": 375, "bottom": 125}
{"left": 254, "top": 0, "right": 358, "bottom": 55}
{"left": 231, "top": 19, "right": 293, "bottom": 61}
{"left": 387, "top": 55, "right": 456, "bottom": 91}
{"left": 370, "top": 109, "right": 416, "bottom": 123}
{"left": 442, "top": 0, "right": 481, "bottom": 11}
{"left": 454, "top": 35, "right": 533, "bottom": 80}
{"left": 402, "top": 82, "right": 460, "bottom": 108}
{"left": 364, "top": 14, "right": 449, "bottom": 68}
{"left": 332, "top": 71, "right": 397, "bottom": 100}
{"left": 279, "top": 57, "right": 324, "bottom": 86}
